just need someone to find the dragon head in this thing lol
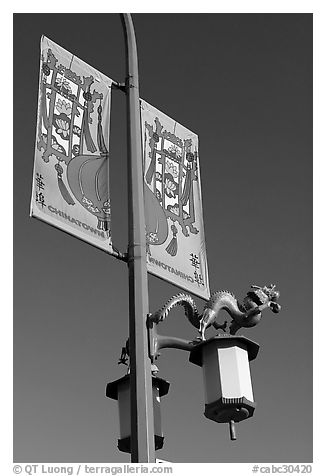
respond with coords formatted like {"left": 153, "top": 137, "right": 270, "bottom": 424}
{"left": 263, "top": 284, "right": 280, "bottom": 300}
{"left": 250, "top": 284, "right": 281, "bottom": 313}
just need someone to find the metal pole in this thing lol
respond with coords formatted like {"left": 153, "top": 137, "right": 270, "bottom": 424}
{"left": 120, "top": 13, "right": 156, "bottom": 463}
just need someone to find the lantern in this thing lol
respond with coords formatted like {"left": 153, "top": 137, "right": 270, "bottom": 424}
{"left": 189, "top": 335, "right": 259, "bottom": 440}
{"left": 106, "top": 374, "right": 170, "bottom": 453}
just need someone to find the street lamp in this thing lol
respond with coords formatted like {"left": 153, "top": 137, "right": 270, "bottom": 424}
{"left": 108, "top": 283, "right": 281, "bottom": 450}
{"left": 115, "top": 13, "right": 280, "bottom": 460}
{"left": 30, "top": 12, "right": 283, "bottom": 463}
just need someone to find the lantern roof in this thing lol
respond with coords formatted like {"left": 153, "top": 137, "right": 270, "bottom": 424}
{"left": 189, "top": 334, "right": 260, "bottom": 367}
{"left": 106, "top": 374, "right": 170, "bottom": 400}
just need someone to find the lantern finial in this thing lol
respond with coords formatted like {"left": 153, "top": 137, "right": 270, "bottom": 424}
{"left": 229, "top": 420, "right": 237, "bottom": 441}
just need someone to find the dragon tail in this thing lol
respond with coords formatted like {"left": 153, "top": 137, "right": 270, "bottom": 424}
{"left": 150, "top": 293, "right": 200, "bottom": 329}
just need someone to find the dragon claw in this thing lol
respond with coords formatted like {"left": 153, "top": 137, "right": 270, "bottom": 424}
{"left": 192, "top": 336, "right": 205, "bottom": 344}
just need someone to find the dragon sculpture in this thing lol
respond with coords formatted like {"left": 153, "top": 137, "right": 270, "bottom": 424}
{"left": 149, "top": 284, "right": 281, "bottom": 340}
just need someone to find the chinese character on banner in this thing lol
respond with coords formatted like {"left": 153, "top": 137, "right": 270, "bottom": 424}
{"left": 140, "top": 99, "right": 210, "bottom": 300}
{"left": 30, "top": 36, "right": 113, "bottom": 253}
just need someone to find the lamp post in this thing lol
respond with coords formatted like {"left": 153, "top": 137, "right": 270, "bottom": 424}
{"left": 120, "top": 13, "right": 156, "bottom": 463}
{"left": 31, "top": 12, "right": 282, "bottom": 464}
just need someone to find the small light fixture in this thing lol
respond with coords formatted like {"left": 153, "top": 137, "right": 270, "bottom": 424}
{"left": 189, "top": 335, "right": 259, "bottom": 440}
{"left": 106, "top": 374, "right": 170, "bottom": 453}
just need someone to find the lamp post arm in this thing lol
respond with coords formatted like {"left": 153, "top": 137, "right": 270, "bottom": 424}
{"left": 148, "top": 316, "right": 200, "bottom": 361}
{"left": 157, "top": 335, "right": 199, "bottom": 353}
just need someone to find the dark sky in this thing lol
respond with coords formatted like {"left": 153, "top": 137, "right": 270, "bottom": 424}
{"left": 13, "top": 13, "right": 312, "bottom": 463}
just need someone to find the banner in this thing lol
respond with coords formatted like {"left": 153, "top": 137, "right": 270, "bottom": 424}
{"left": 141, "top": 100, "right": 210, "bottom": 299}
{"left": 30, "top": 36, "right": 113, "bottom": 253}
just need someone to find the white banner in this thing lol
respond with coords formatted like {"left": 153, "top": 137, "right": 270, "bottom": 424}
{"left": 31, "top": 36, "right": 113, "bottom": 253}
{"left": 141, "top": 100, "right": 210, "bottom": 299}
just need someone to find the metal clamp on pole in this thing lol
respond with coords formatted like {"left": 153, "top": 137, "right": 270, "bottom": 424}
{"left": 111, "top": 81, "right": 127, "bottom": 93}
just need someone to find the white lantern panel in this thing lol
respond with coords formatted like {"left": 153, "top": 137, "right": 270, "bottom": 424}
{"left": 218, "top": 345, "right": 254, "bottom": 401}
{"left": 117, "top": 380, "right": 131, "bottom": 440}
{"left": 202, "top": 341, "right": 221, "bottom": 404}
{"left": 153, "top": 386, "right": 163, "bottom": 437}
